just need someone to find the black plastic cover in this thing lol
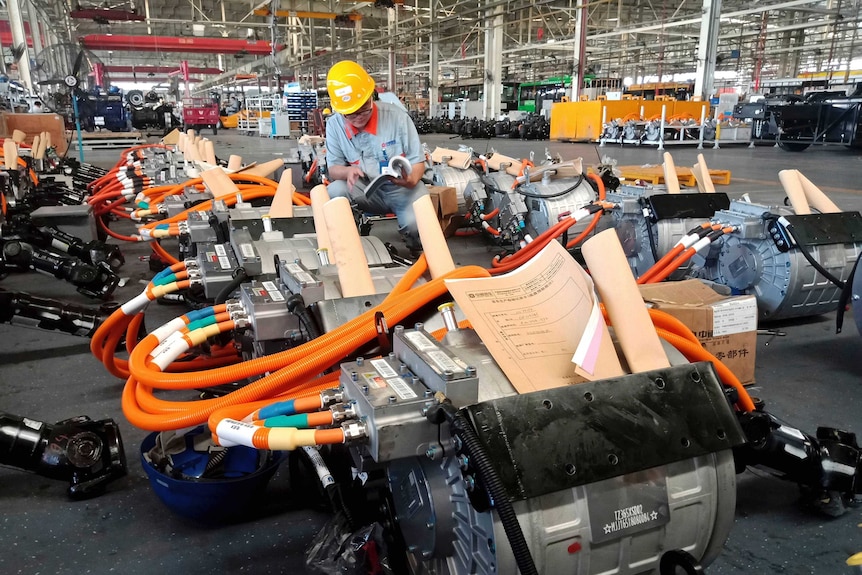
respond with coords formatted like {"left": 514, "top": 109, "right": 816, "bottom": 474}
{"left": 648, "top": 193, "right": 731, "bottom": 221}
{"left": 459, "top": 362, "right": 747, "bottom": 501}
{"left": 781, "top": 212, "right": 862, "bottom": 246}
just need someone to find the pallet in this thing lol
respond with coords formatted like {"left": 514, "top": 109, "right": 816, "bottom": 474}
{"left": 616, "top": 165, "right": 731, "bottom": 186}
{"left": 68, "top": 131, "right": 145, "bottom": 150}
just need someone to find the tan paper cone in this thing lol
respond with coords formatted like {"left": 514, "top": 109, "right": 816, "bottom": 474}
{"left": 413, "top": 194, "right": 455, "bottom": 278}
{"left": 323, "top": 197, "right": 376, "bottom": 297}
{"left": 779, "top": 169, "right": 811, "bottom": 215}
{"left": 309, "top": 185, "right": 332, "bottom": 252}
{"left": 269, "top": 169, "right": 295, "bottom": 218}
{"left": 662, "top": 152, "right": 681, "bottom": 194}
{"left": 581, "top": 228, "right": 669, "bottom": 373}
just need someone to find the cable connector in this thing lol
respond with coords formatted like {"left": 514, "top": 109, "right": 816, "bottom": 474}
{"left": 233, "top": 316, "right": 250, "bottom": 330}
{"left": 329, "top": 402, "right": 357, "bottom": 423}
{"left": 320, "top": 388, "right": 344, "bottom": 407}
{"left": 224, "top": 299, "right": 243, "bottom": 313}
{"left": 177, "top": 221, "right": 190, "bottom": 235}
{"left": 341, "top": 420, "right": 368, "bottom": 442}
{"left": 228, "top": 308, "right": 249, "bottom": 323}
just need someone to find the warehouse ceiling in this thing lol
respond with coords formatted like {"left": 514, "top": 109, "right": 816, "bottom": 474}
{"left": 6, "top": 0, "right": 862, "bottom": 95}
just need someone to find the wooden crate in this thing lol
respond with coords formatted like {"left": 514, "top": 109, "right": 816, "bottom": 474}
{"left": 1, "top": 113, "right": 68, "bottom": 155}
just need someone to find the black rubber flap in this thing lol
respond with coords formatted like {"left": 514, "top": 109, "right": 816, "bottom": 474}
{"left": 648, "top": 192, "right": 730, "bottom": 221}
{"left": 459, "top": 361, "right": 747, "bottom": 501}
{"left": 782, "top": 212, "right": 862, "bottom": 246}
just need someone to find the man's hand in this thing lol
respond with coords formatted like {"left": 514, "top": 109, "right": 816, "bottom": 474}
{"left": 389, "top": 161, "right": 425, "bottom": 189}
{"left": 328, "top": 164, "right": 367, "bottom": 187}
{"left": 345, "top": 166, "right": 366, "bottom": 187}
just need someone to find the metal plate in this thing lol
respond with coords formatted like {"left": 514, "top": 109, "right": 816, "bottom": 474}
{"left": 459, "top": 362, "right": 747, "bottom": 501}
{"left": 648, "top": 192, "right": 730, "bottom": 221}
{"left": 782, "top": 212, "right": 862, "bottom": 246}
{"left": 229, "top": 216, "right": 316, "bottom": 241}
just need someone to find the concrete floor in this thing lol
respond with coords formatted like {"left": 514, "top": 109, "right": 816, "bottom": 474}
{"left": 1, "top": 130, "right": 861, "bottom": 575}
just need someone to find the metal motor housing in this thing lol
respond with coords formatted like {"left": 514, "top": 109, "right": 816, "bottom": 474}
{"left": 516, "top": 175, "right": 597, "bottom": 237}
{"left": 339, "top": 327, "right": 744, "bottom": 575}
{"left": 606, "top": 187, "right": 731, "bottom": 279}
{"left": 710, "top": 201, "right": 862, "bottom": 321}
{"left": 432, "top": 165, "right": 481, "bottom": 214}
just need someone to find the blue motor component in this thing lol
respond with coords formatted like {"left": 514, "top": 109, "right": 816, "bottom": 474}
{"left": 141, "top": 426, "right": 284, "bottom": 522}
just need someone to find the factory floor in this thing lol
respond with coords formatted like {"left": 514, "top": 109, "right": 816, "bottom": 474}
{"left": 1, "top": 130, "right": 861, "bottom": 575}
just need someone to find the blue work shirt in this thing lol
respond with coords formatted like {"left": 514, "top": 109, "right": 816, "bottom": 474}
{"left": 325, "top": 101, "right": 423, "bottom": 189}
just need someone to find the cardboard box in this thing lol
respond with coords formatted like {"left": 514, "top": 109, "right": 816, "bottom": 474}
{"left": 427, "top": 185, "right": 463, "bottom": 237}
{"left": 638, "top": 279, "right": 758, "bottom": 384}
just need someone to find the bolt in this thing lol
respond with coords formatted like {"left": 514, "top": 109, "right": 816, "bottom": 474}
{"left": 424, "top": 389, "right": 433, "bottom": 398}
{"left": 426, "top": 445, "right": 438, "bottom": 459}
{"left": 400, "top": 363, "right": 408, "bottom": 375}
{"left": 408, "top": 545, "right": 417, "bottom": 552}
{"left": 388, "top": 396, "right": 397, "bottom": 404}
{"left": 459, "top": 455, "right": 469, "bottom": 470}
{"left": 465, "top": 366, "right": 477, "bottom": 377}
{"left": 356, "top": 356, "right": 364, "bottom": 366}
{"left": 426, "top": 521, "right": 434, "bottom": 530}
{"left": 394, "top": 325, "right": 405, "bottom": 334}
{"left": 443, "top": 370, "right": 454, "bottom": 381}
{"left": 361, "top": 385, "right": 369, "bottom": 395}
{"left": 414, "top": 322, "right": 424, "bottom": 331}
{"left": 389, "top": 352, "right": 396, "bottom": 361}
{"left": 854, "top": 294, "right": 860, "bottom": 301}
{"left": 464, "top": 475, "right": 476, "bottom": 491}
{"left": 350, "top": 371, "right": 358, "bottom": 381}
{"left": 422, "top": 550, "right": 432, "bottom": 559}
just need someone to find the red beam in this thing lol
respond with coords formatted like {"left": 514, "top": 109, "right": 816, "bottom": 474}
{"left": 0, "top": 21, "right": 34, "bottom": 48}
{"left": 80, "top": 34, "right": 281, "bottom": 55}
{"left": 69, "top": 9, "right": 145, "bottom": 22}
{"left": 102, "top": 65, "right": 224, "bottom": 75}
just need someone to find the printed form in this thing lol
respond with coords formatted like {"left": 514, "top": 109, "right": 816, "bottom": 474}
{"left": 445, "top": 241, "right": 623, "bottom": 394}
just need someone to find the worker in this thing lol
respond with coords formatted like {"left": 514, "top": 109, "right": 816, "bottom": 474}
{"left": 324, "top": 60, "right": 428, "bottom": 256}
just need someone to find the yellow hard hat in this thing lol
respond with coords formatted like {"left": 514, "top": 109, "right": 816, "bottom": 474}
{"left": 322, "top": 107, "right": 332, "bottom": 115}
{"left": 327, "top": 60, "right": 375, "bottom": 115}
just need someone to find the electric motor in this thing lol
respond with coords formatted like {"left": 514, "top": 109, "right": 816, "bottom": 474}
{"left": 515, "top": 176, "right": 597, "bottom": 237}
{"left": 432, "top": 165, "right": 481, "bottom": 214}
{"left": 338, "top": 326, "right": 745, "bottom": 575}
{"left": 605, "top": 187, "right": 730, "bottom": 279}
{"left": 710, "top": 201, "right": 862, "bottom": 321}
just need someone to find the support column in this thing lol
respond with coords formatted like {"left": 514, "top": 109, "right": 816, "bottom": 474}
{"left": 571, "top": 1, "right": 586, "bottom": 100}
{"left": 482, "top": 1, "right": 504, "bottom": 120}
{"left": 429, "top": 0, "right": 439, "bottom": 117}
{"left": 694, "top": 0, "right": 721, "bottom": 101}
{"left": 388, "top": 8, "right": 396, "bottom": 91}
{"left": 355, "top": 19, "right": 363, "bottom": 66}
{"left": 27, "top": 4, "right": 44, "bottom": 53}
{"left": 7, "top": 0, "right": 33, "bottom": 93}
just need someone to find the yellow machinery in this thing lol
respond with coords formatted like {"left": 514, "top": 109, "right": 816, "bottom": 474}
{"left": 550, "top": 99, "right": 709, "bottom": 142}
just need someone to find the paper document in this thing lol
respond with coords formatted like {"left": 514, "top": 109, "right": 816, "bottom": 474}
{"left": 444, "top": 241, "right": 622, "bottom": 394}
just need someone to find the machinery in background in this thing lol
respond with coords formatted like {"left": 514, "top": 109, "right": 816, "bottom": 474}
{"left": 182, "top": 96, "right": 220, "bottom": 136}
{"left": 0, "top": 411, "right": 126, "bottom": 498}
{"left": 738, "top": 87, "right": 862, "bottom": 151}
{"left": 76, "top": 86, "right": 130, "bottom": 132}
{"left": 127, "top": 90, "right": 179, "bottom": 133}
